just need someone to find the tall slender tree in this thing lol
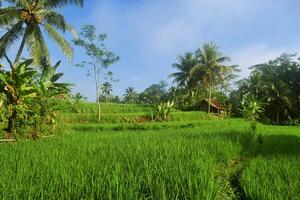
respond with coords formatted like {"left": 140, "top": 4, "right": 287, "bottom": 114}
{"left": 0, "top": 0, "right": 83, "bottom": 68}
{"left": 74, "top": 25, "right": 119, "bottom": 122}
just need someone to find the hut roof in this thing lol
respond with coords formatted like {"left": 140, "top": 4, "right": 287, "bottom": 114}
{"left": 203, "top": 99, "right": 225, "bottom": 110}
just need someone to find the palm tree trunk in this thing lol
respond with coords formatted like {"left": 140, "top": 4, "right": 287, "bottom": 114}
{"left": 6, "top": 104, "right": 17, "bottom": 139}
{"left": 14, "top": 33, "right": 26, "bottom": 66}
{"left": 7, "top": 110, "right": 15, "bottom": 133}
{"left": 208, "top": 79, "right": 212, "bottom": 114}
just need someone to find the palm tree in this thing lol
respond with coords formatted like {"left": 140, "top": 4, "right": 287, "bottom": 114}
{"left": 0, "top": 0, "right": 83, "bottom": 68}
{"left": 73, "top": 92, "right": 87, "bottom": 103}
{"left": 193, "top": 42, "right": 236, "bottom": 113}
{"left": 169, "top": 52, "right": 199, "bottom": 93}
{"left": 167, "top": 86, "right": 177, "bottom": 102}
{"left": 101, "top": 82, "right": 112, "bottom": 102}
{"left": 246, "top": 72, "right": 265, "bottom": 99}
{"left": 266, "top": 80, "right": 292, "bottom": 124}
{"left": 123, "top": 87, "right": 137, "bottom": 103}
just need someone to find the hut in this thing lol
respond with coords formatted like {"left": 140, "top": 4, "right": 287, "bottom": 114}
{"left": 199, "top": 99, "right": 225, "bottom": 115}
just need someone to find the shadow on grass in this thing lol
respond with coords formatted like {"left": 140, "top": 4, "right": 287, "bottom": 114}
{"left": 202, "top": 131, "right": 300, "bottom": 157}
{"left": 199, "top": 131, "right": 300, "bottom": 200}
{"left": 256, "top": 134, "right": 300, "bottom": 157}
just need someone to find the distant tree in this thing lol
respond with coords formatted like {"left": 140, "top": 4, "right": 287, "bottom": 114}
{"left": 265, "top": 81, "right": 292, "bottom": 124}
{"left": 0, "top": 0, "right": 83, "bottom": 67}
{"left": 74, "top": 25, "right": 119, "bottom": 122}
{"left": 166, "top": 86, "right": 177, "bottom": 102}
{"left": 73, "top": 92, "right": 87, "bottom": 103}
{"left": 113, "top": 95, "right": 121, "bottom": 103}
{"left": 139, "top": 81, "right": 168, "bottom": 105}
{"left": 101, "top": 82, "right": 113, "bottom": 102}
{"left": 123, "top": 87, "right": 137, "bottom": 103}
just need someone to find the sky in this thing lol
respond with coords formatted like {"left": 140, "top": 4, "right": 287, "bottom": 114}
{"left": 3, "top": 0, "right": 300, "bottom": 100}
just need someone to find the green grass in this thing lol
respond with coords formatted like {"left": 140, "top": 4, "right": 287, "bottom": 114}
{"left": 69, "top": 118, "right": 247, "bottom": 132}
{"left": 1, "top": 101, "right": 300, "bottom": 199}
{"left": 60, "top": 111, "right": 216, "bottom": 124}
{"left": 0, "top": 127, "right": 246, "bottom": 199}
{"left": 240, "top": 131, "right": 300, "bottom": 200}
{"left": 53, "top": 100, "right": 152, "bottom": 114}
{"left": 56, "top": 100, "right": 214, "bottom": 124}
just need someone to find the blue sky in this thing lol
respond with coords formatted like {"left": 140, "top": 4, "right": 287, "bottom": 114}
{"left": 3, "top": 0, "right": 300, "bottom": 100}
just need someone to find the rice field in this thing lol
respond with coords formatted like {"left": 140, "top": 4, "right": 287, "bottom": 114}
{"left": 0, "top": 103, "right": 299, "bottom": 199}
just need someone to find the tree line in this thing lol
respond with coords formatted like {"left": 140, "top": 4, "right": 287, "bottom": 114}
{"left": 118, "top": 46, "right": 300, "bottom": 125}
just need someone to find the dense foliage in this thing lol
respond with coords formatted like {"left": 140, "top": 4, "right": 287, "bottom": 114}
{"left": 0, "top": 59, "right": 71, "bottom": 138}
{"left": 231, "top": 54, "right": 300, "bottom": 124}
{"left": 0, "top": 0, "right": 82, "bottom": 138}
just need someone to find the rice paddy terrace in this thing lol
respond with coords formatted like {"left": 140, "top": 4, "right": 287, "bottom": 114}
{"left": 0, "top": 102, "right": 299, "bottom": 199}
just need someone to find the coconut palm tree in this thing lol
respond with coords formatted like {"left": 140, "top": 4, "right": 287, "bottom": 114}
{"left": 101, "top": 81, "right": 112, "bottom": 102}
{"left": 265, "top": 80, "right": 292, "bottom": 124}
{"left": 193, "top": 42, "right": 236, "bottom": 113}
{"left": 73, "top": 92, "right": 87, "bottom": 103}
{"left": 123, "top": 87, "right": 137, "bottom": 103}
{"left": 169, "top": 52, "right": 199, "bottom": 93}
{"left": 0, "top": 0, "right": 83, "bottom": 68}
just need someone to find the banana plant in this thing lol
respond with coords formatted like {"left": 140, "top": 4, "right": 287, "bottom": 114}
{"left": 154, "top": 101, "right": 174, "bottom": 121}
{"left": 242, "top": 95, "right": 264, "bottom": 135}
{"left": 0, "top": 59, "right": 37, "bottom": 134}
{"left": 36, "top": 60, "right": 72, "bottom": 125}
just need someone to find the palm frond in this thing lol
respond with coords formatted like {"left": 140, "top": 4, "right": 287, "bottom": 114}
{"left": 0, "top": 7, "right": 19, "bottom": 25}
{"left": 217, "top": 56, "right": 231, "bottom": 63}
{"left": 44, "top": 0, "right": 83, "bottom": 8}
{"left": 0, "top": 20, "right": 24, "bottom": 58}
{"left": 44, "top": 23, "right": 73, "bottom": 62}
{"left": 27, "top": 24, "right": 50, "bottom": 66}
{"left": 4, "top": 0, "right": 29, "bottom": 7}
{"left": 39, "top": 10, "right": 67, "bottom": 32}
{"left": 66, "top": 23, "right": 78, "bottom": 39}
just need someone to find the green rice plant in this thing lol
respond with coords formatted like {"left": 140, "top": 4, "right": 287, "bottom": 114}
{"left": 53, "top": 100, "right": 152, "bottom": 114}
{"left": 0, "top": 127, "right": 247, "bottom": 199}
{"left": 69, "top": 119, "right": 249, "bottom": 133}
{"left": 240, "top": 129, "right": 300, "bottom": 200}
{"left": 241, "top": 156, "right": 300, "bottom": 200}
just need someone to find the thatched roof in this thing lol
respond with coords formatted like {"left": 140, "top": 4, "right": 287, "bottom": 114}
{"left": 203, "top": 99, "right": 225, "bottom": 110}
